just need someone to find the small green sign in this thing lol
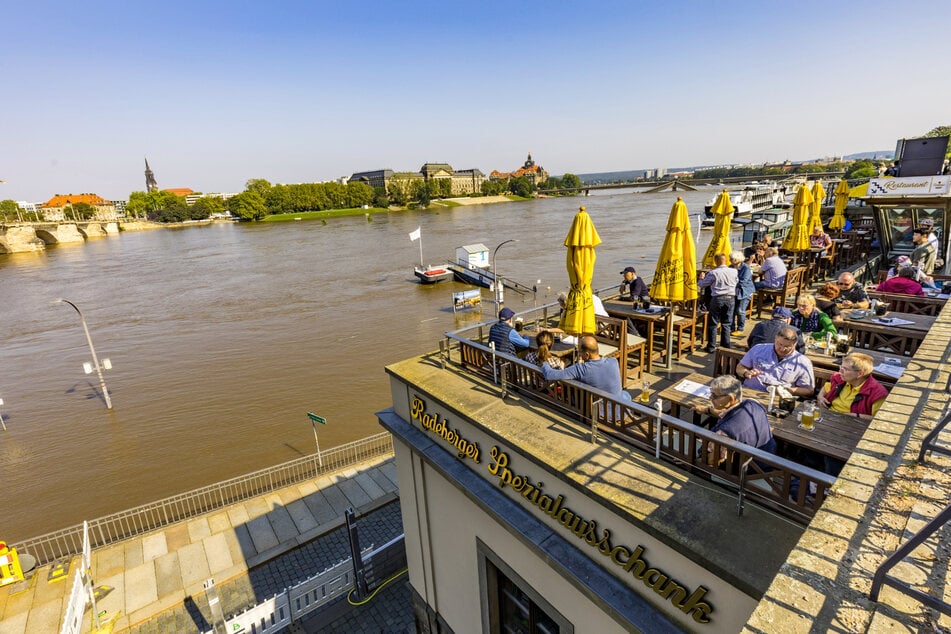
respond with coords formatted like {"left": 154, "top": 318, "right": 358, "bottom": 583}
{"left": 306, "top": 412, "right": 326, "bottom": 424}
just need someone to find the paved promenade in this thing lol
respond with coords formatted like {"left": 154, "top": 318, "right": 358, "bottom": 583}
{"left": 0, "top": 455, "right": 413, "bottom": 633}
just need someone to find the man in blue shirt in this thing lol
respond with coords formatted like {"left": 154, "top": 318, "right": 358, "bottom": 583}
{"left": 736, "top": 326, "right": 815, "bottom": 397}
{"left": 488, "top": 307, "right": 530, "bottom": 356}
{"left": 541, "top": 335, "right": 631, "bottom": 402}
{"left": 700, "top": 375, "right": 776, "bottom": 465}
{"left": 699, "top": 253, "right": 738, "bottom": 352}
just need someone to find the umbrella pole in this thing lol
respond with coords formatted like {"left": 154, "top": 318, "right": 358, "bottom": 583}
{"left": 661, "top": 309, "right": 674, "bottom": 371}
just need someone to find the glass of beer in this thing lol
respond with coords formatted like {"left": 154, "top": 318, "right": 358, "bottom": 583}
{"left": 801, "top": 402, "right": 817, "bottom": 430}
{"left": 639, "top": 379, "right": 651, "bottom": 403}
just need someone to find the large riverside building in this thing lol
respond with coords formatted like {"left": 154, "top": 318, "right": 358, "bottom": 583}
{"left": 378, "top": 263, "right": 951, "bottom": 632}
{"left": 350, "top": 165, "right": 486, "bottom": 196}
{"left": 490, "top": 153, "right": 549, "bottom": 186}
{"left": 41, "top": 193, "right": 118, "bottom": 221}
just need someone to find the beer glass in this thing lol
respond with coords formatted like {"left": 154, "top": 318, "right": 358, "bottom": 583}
{"left": 801, "top": 401, "right": 817, "bottom": 430}
{"left": 639, "top": 379, "right": 651, "bottom": 403}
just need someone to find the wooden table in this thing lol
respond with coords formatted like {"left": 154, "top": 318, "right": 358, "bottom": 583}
{"left": 841, "top": 310, "right": 935, "bottom": 357}
{"left": 656, "top": 372, "right": 866, "bottom": 463}
{"left": 602, "top": 299, "right": 672, "bottom": 373}
{"left": 773, "top": 403, "right": 866, "bottom": 463}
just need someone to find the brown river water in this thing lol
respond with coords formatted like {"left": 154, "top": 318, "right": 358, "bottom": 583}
{"left": 0, "top": 189, "right": 725, "bottom": 540}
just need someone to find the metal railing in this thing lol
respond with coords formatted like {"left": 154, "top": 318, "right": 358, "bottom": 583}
{"left": 14, "top": 432, "right": 394, "bottom": 567}
{"left": 444, "top": 330, "right": 834, "bottom": 522}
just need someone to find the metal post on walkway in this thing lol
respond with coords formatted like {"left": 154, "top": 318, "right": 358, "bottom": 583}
{"left": 203, "top": 578, "right": 228, "bottom": 634}
{"left": 345, "top": 508, "right": 369, "bottom": 601}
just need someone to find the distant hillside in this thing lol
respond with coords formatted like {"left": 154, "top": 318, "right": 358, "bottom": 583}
{"left": 573, "top": 152, "right": 893, "bottom": 184}
{"left": 843, "top": 150, "right": 894, "bottom": 161}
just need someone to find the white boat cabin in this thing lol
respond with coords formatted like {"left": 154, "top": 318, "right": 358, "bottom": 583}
{"left": 455, "top": 243, "right": 490, "bottom": 269}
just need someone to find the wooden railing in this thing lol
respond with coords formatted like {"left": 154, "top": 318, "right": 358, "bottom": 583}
{"left": 446, "top": 330, "right": 834, "bottom": 522}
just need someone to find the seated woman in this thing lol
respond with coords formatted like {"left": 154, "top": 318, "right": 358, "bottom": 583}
{"left": 791, "top": 294, "right": 837, "bottom": 340}
{"left": 817, "top": 352, "right": 890, "bottom": 475}
{"left": 525, "top": 330, "right": 564, "bottom": 390}
{"left": 810, "top": 226, "right": 833, "bottom": 252}
{"left": 746, "top": 241, "right": 766, "bottom": 266}
{"left": 525, "top": 330, "right": 564, "bottom": 370}
{"left": 876, "top": 266, "right": 925, "bottom": 296}
{"left": 815, "top": 283, "right": 843, "bottom": 325}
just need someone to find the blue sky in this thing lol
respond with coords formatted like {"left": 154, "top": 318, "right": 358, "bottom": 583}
{"left": 2, "top": 0, "right": 949, "bottom": 201}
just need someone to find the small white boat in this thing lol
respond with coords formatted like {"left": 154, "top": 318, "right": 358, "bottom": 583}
{"left": 414, "top": 265, "right": 453, "bottom": 284}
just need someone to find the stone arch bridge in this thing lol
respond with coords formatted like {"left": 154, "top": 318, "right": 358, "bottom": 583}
{"left": 0, "top": 222, "right": 121, "bottom": 254}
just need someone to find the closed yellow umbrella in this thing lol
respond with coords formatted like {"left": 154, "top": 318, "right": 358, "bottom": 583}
{"left": 558, "top": 205, "right": 602, "bottom": 336}
{"left": 702, "top": 189, "right": 734, "bottom": 268}
{"left": 785, "top": 184, "right": 813, "bottom": 252}
{"left": 829, "top": 179, "right": 849, "bottom": 231}
{"left": 651, "top": 197, "right": 698, "bottom": 302}
{"left": 808, "top": 180, "right": 826, "bottom": 234}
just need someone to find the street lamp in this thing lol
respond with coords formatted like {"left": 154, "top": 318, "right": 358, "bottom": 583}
{"left": 492, "top": 239, "right": 519, "bottom": 308}
{"left": 55, "top": 299, "right": 113, "bottom": 410}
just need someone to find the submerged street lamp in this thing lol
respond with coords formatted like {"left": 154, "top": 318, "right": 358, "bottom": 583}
{"left": 492, "top": 239, "right": 519, "bottom": 308}
{"left": 55, "top": 299, "right": 113, "bottom": 410}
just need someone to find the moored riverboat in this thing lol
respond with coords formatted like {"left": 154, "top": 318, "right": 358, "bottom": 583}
{"left": 414, "top": 264, "right": 453, "bottom": 284}
{"left": 702, "top": 182, "right": 790, "bottom": 227}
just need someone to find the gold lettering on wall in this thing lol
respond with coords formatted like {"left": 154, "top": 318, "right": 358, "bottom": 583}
{"left": 486, "top": 445, "right": 715, "bottom": 624}
{"left": 410, "top": 396, "right": 481, "bottom": 464}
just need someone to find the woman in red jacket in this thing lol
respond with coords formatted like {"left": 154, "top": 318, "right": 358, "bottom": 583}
{"left": 818, "top": 352, "right": 890, "bottom": 422}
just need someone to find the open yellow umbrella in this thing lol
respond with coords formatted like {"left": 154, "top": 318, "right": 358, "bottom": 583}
{"left": 702, "top": 189, "right": 734, "bottom": 268}
{"left": 808, "top": 180, "right": 826, "bottom": 234}
{"left": 651, "top": 197, "right": 698, "bottom": 302}
{"left": 559, "top": 206, "right": 602, "bottom": 336}
{"left": 785, "top": 184, "right": 814, "bottom": 252}
{"left": 829, "top": 179, "right": 849, "bottom": 231}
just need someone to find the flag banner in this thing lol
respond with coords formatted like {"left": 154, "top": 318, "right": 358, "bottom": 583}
{"left": 409, "top": 227, "right": 421, "bottom": 241}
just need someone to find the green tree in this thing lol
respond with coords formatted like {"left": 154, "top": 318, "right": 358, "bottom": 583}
{"left": 0, "top": 199, "right": 22, "bottom": 222}
{"left": 71, "top": 202, "right": 97, "bottom": 220}
{"left": 845, "top": 160, "right": 877, "bottom": 179}
{"left": 126, "top": 191, "right": 150, "bottom": 218}
{"left": 372, "top": 186, "right": 389, "bottom": 209}
{"left": 561, "top": 173, "right": 582, "bottom": 190}
{"left": 190, "top": 196, "right": 225, "bottom": 219}
{"left": 246, "top": 178, "right": 272, "bottom": 197}
{"left": 509, "top": 176, "right": 533, "bottom": 197}
{"left": 228, "top": 191, "right": 267, "bottom": 221}
{"left": 481, "top": 179, "right": 506, "bottom": 196}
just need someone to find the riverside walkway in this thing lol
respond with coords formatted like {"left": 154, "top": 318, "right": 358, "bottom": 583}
{"left": 0, "top": 455, "right": 414, "bottom": 633}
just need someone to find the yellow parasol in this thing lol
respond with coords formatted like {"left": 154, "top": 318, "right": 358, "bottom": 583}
{"left": 559, "top": 205, "right": 602, "bottom": 336}
{"left": 808, "top": 180, "right": 826, "bottom": 234}
{"left": 829, "top": 179, "right": 850, "bottom": 231}
{"left": 650, "top": 197, "right": 698, "bottom": 302}
{"left": 702, "top": 189, "right": 734, "bottom": 268}
{"left": 785, "top": 184, "right": 814, "bottom": 252}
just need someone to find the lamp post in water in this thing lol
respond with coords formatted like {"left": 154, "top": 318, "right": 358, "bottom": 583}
{"left": 492, "top": 239, "right": 519, "bottom": 308}
{"left": 55, "top": 299, "right": 113, "bottom": 410}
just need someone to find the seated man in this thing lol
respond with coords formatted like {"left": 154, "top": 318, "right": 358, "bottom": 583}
{"left": 817, "top": 352, "right": 889, "bottom": 475}
{"left": 817, "top": 352, "right": 888, "bottom": 422}
{"left": 736, "top": 326, "right": 815, "bottom": 397}
{"left": 699, "top": 375, "right": 776, "bottom": 465}
{"left": 541, "top": 335, "right": 632, "bottom": 403}
{"left": 488, "top": 307, "right": 531, "bottom": 356}
{"left": 753, "top": 247, "right": 787, "bottom": 290}
{"left": 746, "top": 306, "right": 806, "bottom": 353}
{"left": 835, "top": 272, "right": 870, "bottom": 309}
{"left": 619, "top": 266, "right": 650, "bottom": 301}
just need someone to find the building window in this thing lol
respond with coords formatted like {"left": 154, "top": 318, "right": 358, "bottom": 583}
{"left": 479, "top": 541, "right": 571, "bottom": 634}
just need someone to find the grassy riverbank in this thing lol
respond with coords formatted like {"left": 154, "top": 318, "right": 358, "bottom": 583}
{"left": 261, "top": 207, "right": 390, "bottom": 222}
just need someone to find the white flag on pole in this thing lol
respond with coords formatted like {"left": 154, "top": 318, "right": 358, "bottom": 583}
{"left": 409, "top": 227, "right": 421, "bottom": 242}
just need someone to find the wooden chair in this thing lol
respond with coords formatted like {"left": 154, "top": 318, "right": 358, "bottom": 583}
{"left": 655, "top": 298, "right": 704, "bottom": 362}
{"left": 593, "top": 315, "right": 644, "bottom": 387}
{"left": 817, "top": 241, "right": 838, "bottom": 281}
{"left": 713, "top": 347, "right": 745, "bottom": 378}
{"left": 866, "top": 291, "right": 946, "bottom": 316}
{"left": 754, "top": 266, "right": 807, "bottom": 318}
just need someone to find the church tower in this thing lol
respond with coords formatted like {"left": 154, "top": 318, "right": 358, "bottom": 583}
{"left": 144, "top": 158, "right": 158, "bottom": 192}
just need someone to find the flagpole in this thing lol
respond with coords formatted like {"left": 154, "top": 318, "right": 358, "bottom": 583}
{"left": 419, "top": 230, "right": 424, "bottom": 266}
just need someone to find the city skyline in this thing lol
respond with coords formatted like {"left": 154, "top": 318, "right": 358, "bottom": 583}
{"left": 2, "top": 0, "right": 949, "bottom": 202}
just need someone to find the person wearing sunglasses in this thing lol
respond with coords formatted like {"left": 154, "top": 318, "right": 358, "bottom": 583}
{"left": 834, "top": 272, "right": 869, "bottom": 309}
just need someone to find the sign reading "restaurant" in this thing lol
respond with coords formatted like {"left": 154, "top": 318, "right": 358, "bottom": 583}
{"left": 409, "top": 395, "right": 716, "bottom": 625}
